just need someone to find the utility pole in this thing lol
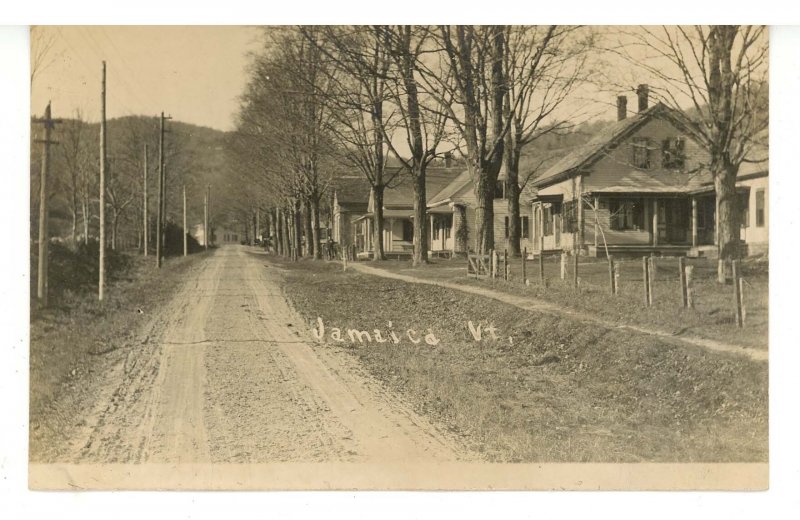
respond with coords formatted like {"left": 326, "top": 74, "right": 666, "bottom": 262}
{"left": 143, "top": 144, "right": 148, "bottom": 256}
{"left": 156, "top": 111, "right": 171, "bottom": 267}
{"left": 183, "top": 184, "right": 187, "bottom": 256}
{"left": 33, "top": 102, "right": 61, "bottom": 307}
{"left": 204, "top": 185, "right": 209, "bottom": 251}
{"left": 99, "top": 61, "right": 107, "bottom": 301}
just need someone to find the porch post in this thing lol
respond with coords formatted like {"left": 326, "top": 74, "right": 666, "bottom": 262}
{"left": 652, "top": 199, "right": 659, "bottom": 246}
{"left": 430, "top": 214, "right": 435, "bottom": 251}
{"left": 451, "top": 209, "right": 457, "bottom": 252}
{"left": 387, "top": 219, "right": 393, "bottom": 252}
{"left": 691, "top": 197, "right": 698, "bottom": 247}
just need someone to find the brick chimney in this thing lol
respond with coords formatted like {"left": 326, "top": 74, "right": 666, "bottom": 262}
{"left": 637, "top": 84, "right": 649, "bottom": 113}
{"left": 617, "top": 95, "right": 627, "bottom": 121}
{"left": 444, "top": 151, "right": 452, "bottom": 168}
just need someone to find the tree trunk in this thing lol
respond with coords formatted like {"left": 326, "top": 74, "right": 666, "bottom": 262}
{"left": 411, "top": 165, "right": 428, "bottom": 266}
{"left": 252, "top": 210, "right": 257, "bottom": 246}
{"left": 268, "top": 211, "right": 273, "bottom": 251}
{"left": 283, "top": 208, "right": 292, "bottom": 257}
{"left": 293, "top": 200, "right": 302, "bottom": 260}
{"left": 455, "top": 205, "right": 468, "bottom": 252}
{"left": 471, "top": 161, "right": 496, "bottom": 255}
{"left": 714, "top": 160, "right": 740, "bottom": 281}
{"left": 311, "top": 196, "right": 321, "bottom": 260}
{"left": 71, "top": 207, "right": 78, "bottom": 247}
{"left": 82, "top": 197, "right": 90, "bottom": 245}
{"left": 111, "top": 212, "right": 118, "bottom": 250}
{"left": 276, "top": 208, "right": 285, "bottom": 256}
{"left": 372, "top": 185, "right": 386, "bottom": 261}
{"left": 303, "top": 199, "right": 313, "bottom": 257}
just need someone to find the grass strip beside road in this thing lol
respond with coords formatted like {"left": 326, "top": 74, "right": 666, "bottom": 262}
{"left": 278, "top": 257, "right": 767, "bottom": 463}
{"left": 373, "top": 255, "right": 768, "bottom": 350}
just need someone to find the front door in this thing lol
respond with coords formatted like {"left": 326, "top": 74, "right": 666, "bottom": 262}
{"left": 663, "top": 198, "right": 689, "bottom": 244}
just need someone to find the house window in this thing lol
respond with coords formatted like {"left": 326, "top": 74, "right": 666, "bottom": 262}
{"left": 521, "top": 216, "right": 530, "bottom": 239}
{"left": 755, "top": 189, "right": 765, "bottom": 227}
{"left": 739, "top": 192, "right": 750, "bottom": 228}
{"left": 504, "top": 215, "right": 531, "bottom": 239}
{"left": 632, "top": 137, "right": 652, "bottom": 169}
{"left": 662, "top": 137, "right": 686, "bottom": 170}
{"left": 444, "top": 214, "right": 452, "bottom": 239}
{"left": 432, "top": 217, "right": 440, "bottom": 240}
{"left": 402, "top": 220, "right": 414, "bottom": 241}
{"left": 542, "top": 206, "right": 553, "bottom": 236}
{"left": 494, "top": 179, "right": 506, "bottom": 200}
{"left": 609, "top": 199, "right": 645, "bottom": 230}
{"left": 562, "top": 200, "right": 577, "bottom": 233}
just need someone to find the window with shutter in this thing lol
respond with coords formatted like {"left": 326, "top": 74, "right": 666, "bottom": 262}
{"left": 632, "top": 137, "right": 651, "bottom": 169}
{"left": 756, "top": 189, "right": 765, "bottom": 227}
{"left": 662, "top": 137, "right": 686, "bottom": 170}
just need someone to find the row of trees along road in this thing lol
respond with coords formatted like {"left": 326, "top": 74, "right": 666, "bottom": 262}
{"left": 229, "top": 25, "right": 767, "bottom": 275}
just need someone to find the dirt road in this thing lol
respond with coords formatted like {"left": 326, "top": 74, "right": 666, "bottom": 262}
{"left": 64, "top": 246, "right": 467, "bottom": 464}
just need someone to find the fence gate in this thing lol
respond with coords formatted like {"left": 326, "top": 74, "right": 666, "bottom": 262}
{"left": 467, "top": 252, "right": 491, "bottom": 277}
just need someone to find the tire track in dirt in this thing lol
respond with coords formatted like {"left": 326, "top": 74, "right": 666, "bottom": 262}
{"left": 61, "top": 246, "right": 471, "bottom": 464}
{"left": 246, "top": 250, "right": 470, "bottom": 462}
{"left": 71, "top": 256, "right": 221, "bottom": 463}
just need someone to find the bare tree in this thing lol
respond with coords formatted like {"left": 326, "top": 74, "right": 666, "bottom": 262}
{"left": 233, "top": 28, "right": 338, "bottom": 259}
{"left": 379, "top": 25, "right": 453, "bottom": 266}
{"left": 301, "top": 25, "right": 402, "bottom": 261}
{"left": 30, "top": 26, "right": 58, "bottom": 86}
{"left": 503, "top": 25, "right": 593, "bottom": 256}
{"left": 416, "top": 26, "right": 509, "bottom": 255}
{"left": 59, "top": 111, "right": 93, "bottom": 245}
{"left": 614, "top": 26, "right": 768, "bottom": 278}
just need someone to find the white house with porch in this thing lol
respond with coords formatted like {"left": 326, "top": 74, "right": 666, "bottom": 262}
{"left": 529, "top": 85, "right": 768, "bottom": 258}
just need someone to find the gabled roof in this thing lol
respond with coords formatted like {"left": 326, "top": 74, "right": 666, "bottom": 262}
{"left": 531, "top": 103, "right": 673, "bottom": 189}
{"left": 427, "top": 169, "right": 471, "bottom": 207}
{"left": 380, "top": 166, "right": 464, "bottom": 208}
{"left": 331, "top": 176, "right": 372, "bottom": 206}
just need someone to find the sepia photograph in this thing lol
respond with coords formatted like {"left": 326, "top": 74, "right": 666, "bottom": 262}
{"left": 24, "top": 23, "right": 771, "bottom": 492}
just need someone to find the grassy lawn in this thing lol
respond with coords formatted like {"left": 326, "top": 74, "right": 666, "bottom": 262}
{"left": 277, "top": 257, "right": 767, "bottom": 463}
{"left": 373, "top": 254, "right": 768, "bottom": 349}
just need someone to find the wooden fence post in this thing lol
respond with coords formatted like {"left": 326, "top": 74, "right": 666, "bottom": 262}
{"left": 504, "top": 249, "right": 508, "bottom": 281}
{"left": 522, "top": 247, "right": 527, "bottom": 284}
{"left": 490, "top": 249, "right": 496, "bottom": 279}
{"left": 608, "top": 255, "right": 615, "bottom": 295}
{"left": 642, "top": 256, "right": 650, "bottom": 306}
{"left": 739, "top": 277, "right": 747, "bottom": 323}
{"left": 679, "top": 257, "right": 688, "bottom": 308}
{"left": 732, "top": 259, "right": 743, "bottom": 327}
{"left": 647, "top": 255, "right": 656, "bottom": 305}
{"left": 613, "top": 261, "right": 620, "bottom": 295}
{"left": 539, "top": 240, "right": 545, "bottom": 284}
{"left": 560, "top": 252, "right": 566, "bottom": 280}
{"left": 685, "top": 265, "right": 695, "bottom": 309}
{"left": 573, "top": 250, "right": 579, "bottom": 288}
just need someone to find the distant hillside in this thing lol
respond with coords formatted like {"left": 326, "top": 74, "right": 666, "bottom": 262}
{"left": 30, "top": 115, "right": 231, "bottom": 245}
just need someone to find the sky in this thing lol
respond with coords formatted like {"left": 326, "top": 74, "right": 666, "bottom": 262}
{"left": 31, "top": 26, "right": 264, "bottom": 130}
